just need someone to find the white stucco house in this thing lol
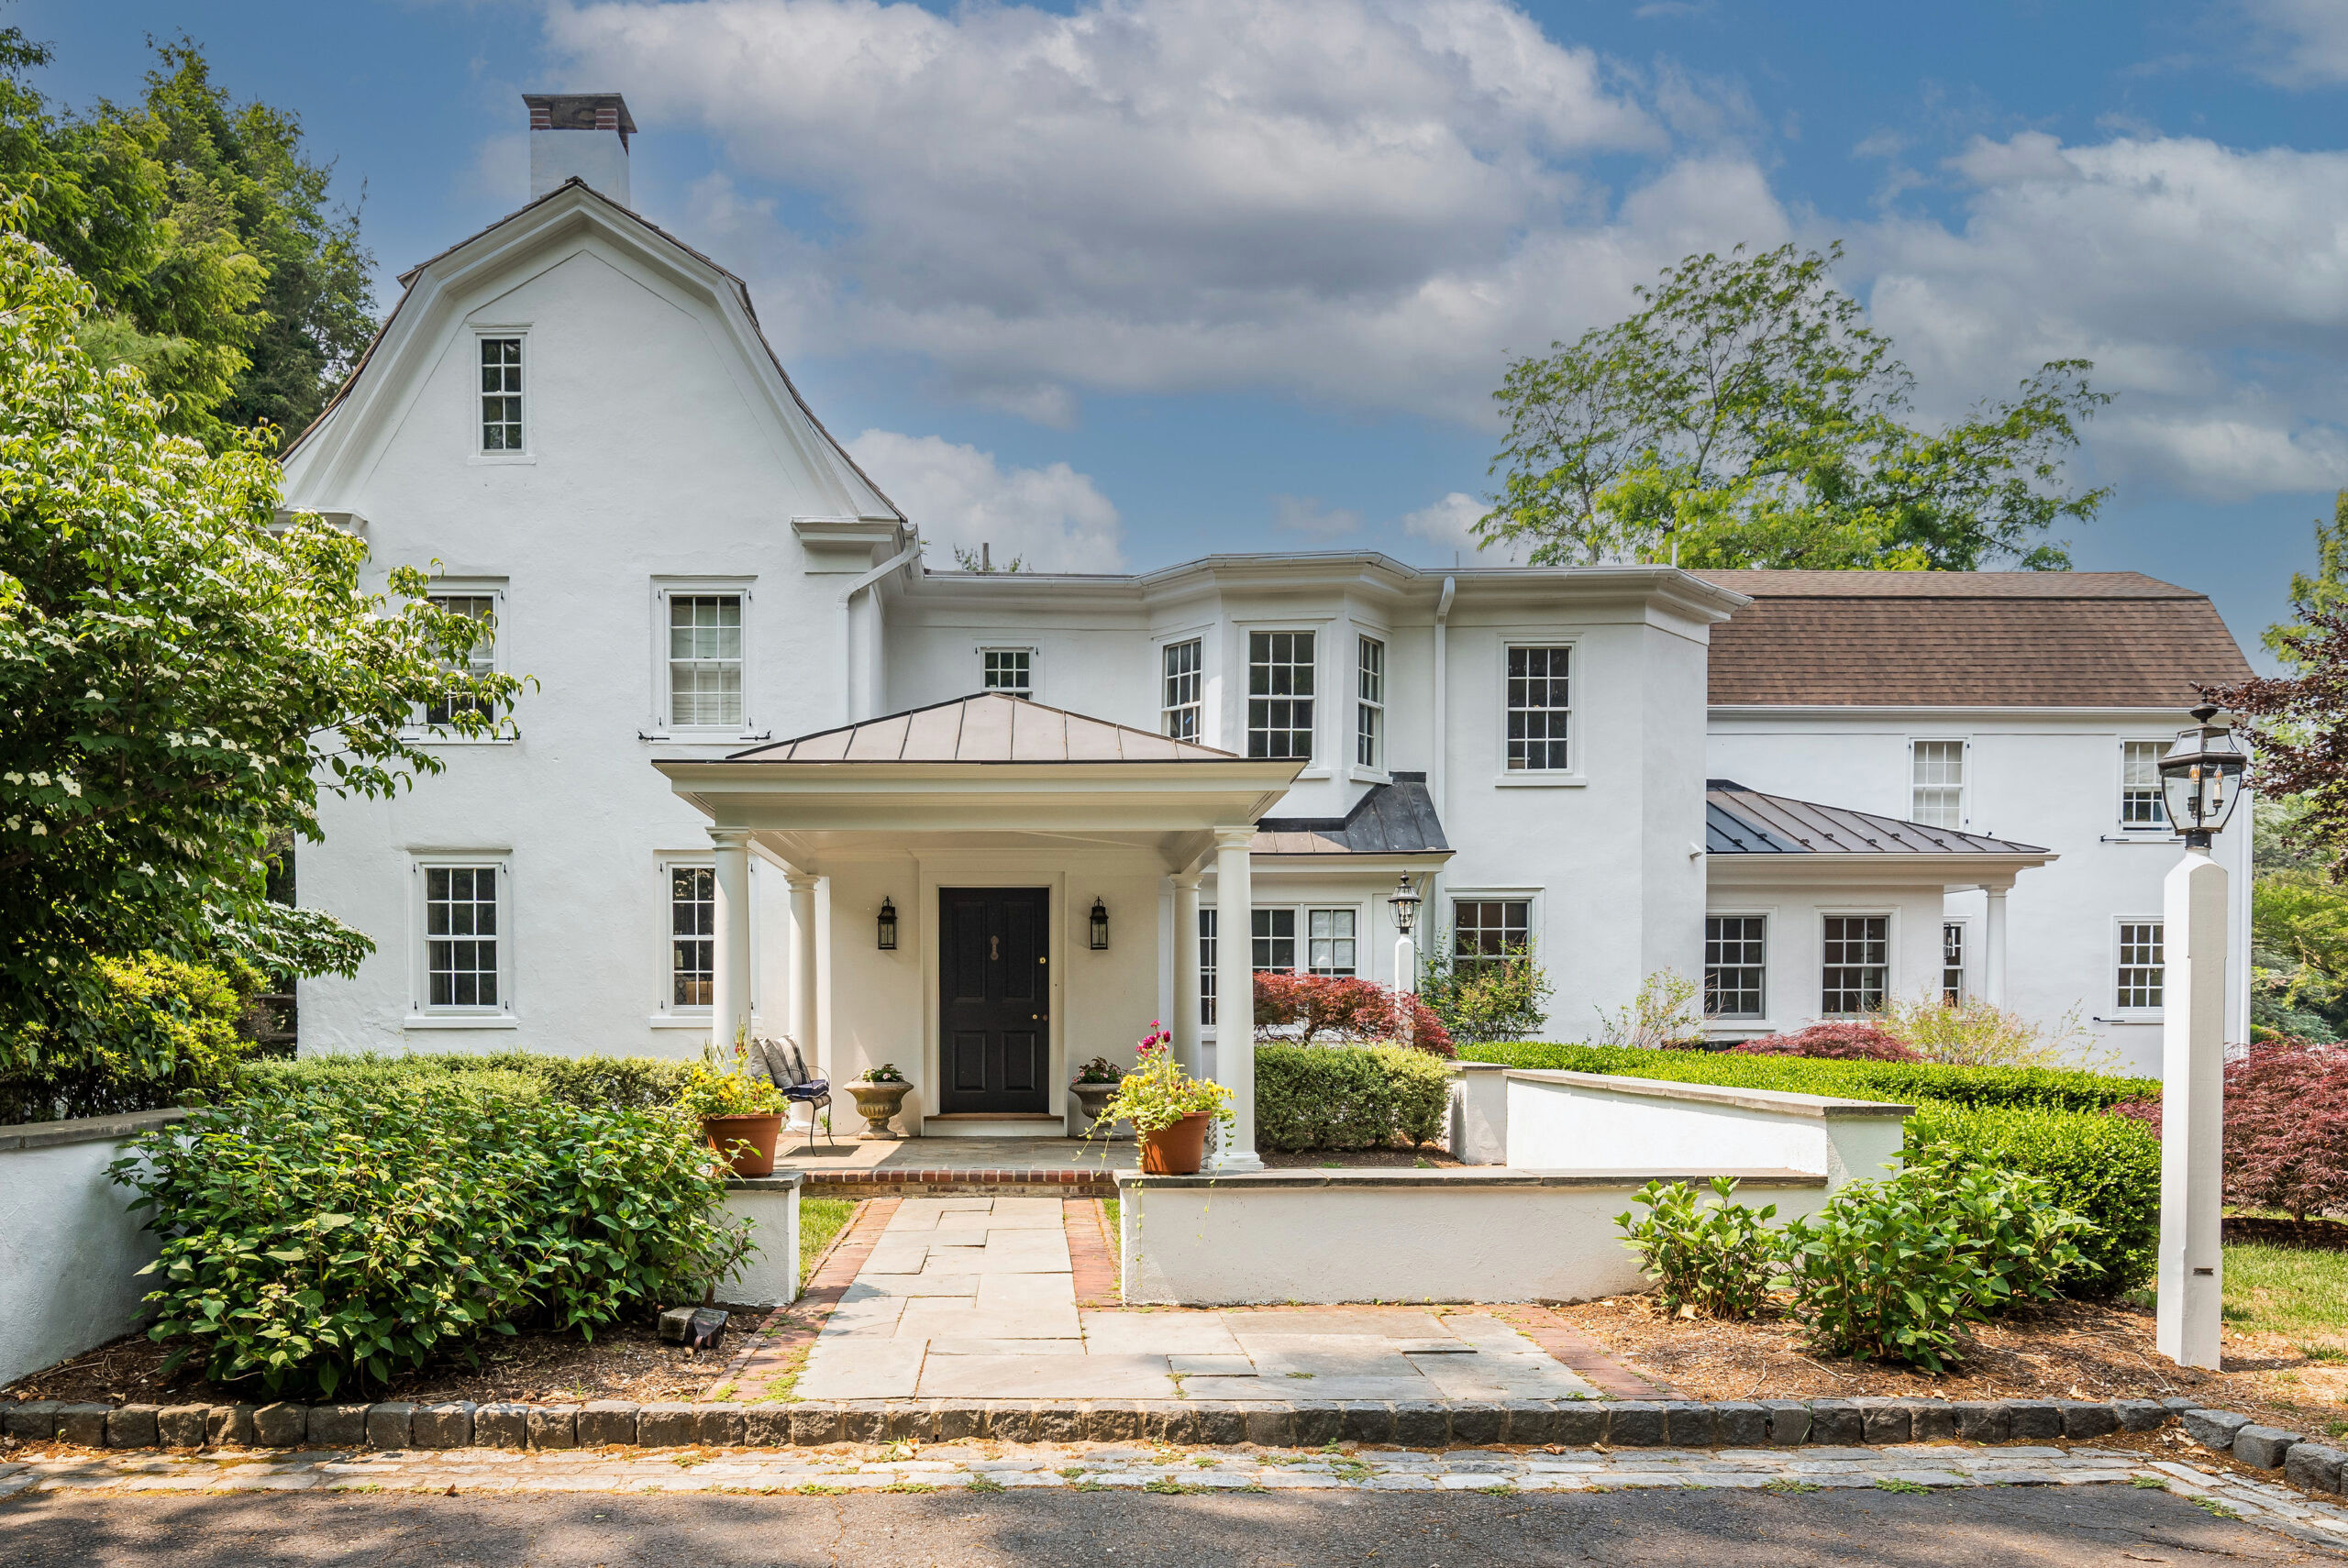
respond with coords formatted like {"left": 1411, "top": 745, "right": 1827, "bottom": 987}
{"left": 278, "top": 95, "right": 2252, "bottom": 1141}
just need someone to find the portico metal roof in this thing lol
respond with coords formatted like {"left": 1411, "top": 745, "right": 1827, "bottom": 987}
{"left": 727, "top": 693, "right": 1240, "bottom": 765}
{"left": 1253, "top": 773, "right": 1452, "bottom": 857}
{"left": 1705, "top": 779, "right": 2046, "bottom": 856}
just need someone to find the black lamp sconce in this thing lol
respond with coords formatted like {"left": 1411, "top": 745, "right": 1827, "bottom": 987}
{"left": 877, "top": 897, "right": 899, "bottom": 951}
{"left": 1089, "top": 898, "right": 1110, "bottom": 951}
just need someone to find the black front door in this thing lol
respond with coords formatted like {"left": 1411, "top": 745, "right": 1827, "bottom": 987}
{"left": 938, "top": 888, "right": 1050, "bottom": 1113}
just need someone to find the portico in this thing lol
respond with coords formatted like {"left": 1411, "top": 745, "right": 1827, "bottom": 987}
{"left": 657, "top": 693, "right": 1301, "bottom": 1166}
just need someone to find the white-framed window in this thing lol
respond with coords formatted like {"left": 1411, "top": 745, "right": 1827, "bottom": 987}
{"left": 1247, "top": 631, "right": 1315, "bottom": 760}
{"left": 2117, "top": 920, "right": 2165, "bottom": 1010}
{"left": 1821, "top": 914, "right": 1888, "bottom": 1015}
{"left": 1911, "top": 740, "right": 1965, "bottom": 829}
{"left": 653, "top": 582, "right": 753, "bottom": 733}
{"left": 981, "top": 646, "right": 1034, "bottom": 699}
{"left": 478, "top": 335, "right": 524, "bottom": 453}
{"left": 1504, "top": 646, "right": 1571, "bottom": 772}
{"left": 1356, "top": 635, "right": 1384, "bottom": 771}
{"left": 669, "top": 865, "right": 715, "bottom": 1011}
{"left": 417, "top": 861, "right": 507, "bottom": 1013}
{"left": 2121, "top": 740, "right": 2169, "bottom": 828}
{"left": 1942, "top": 921, "right": 1966, "bottom": 1005}
{"left": 1453, "top": 898, "right": 1532, "bottom": 976}
{"left": 1252, "top": 908, "right": 1296, "bottom": 973}
{"left": 1308, "top": 909, "right": 1357, "bottom": 976}
{"left": 421, "top": 590, "right": 503, "bottom": 728}
{"left": 1247, "top": 906, "right": 1361, "bottom": 977}
{"left": 1162, "top": 639, "right": 1202, "bottom": 741}
{"left": 1199, "top": 906, "right": 1217, "bottom": 1027}
{"left": 1704, "top": 915, "right": 1767, "bottom": 1019}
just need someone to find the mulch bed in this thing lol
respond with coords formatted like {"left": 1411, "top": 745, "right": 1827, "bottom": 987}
{"left": 1550, "top": 1292, "right": 2348, "bottom": 1431}
{"left": 1, "top": 1311, "right": 766, "bottom": 1411}
{"left": 2223, "top": 1214, "right": 2348, "bottom": 1250}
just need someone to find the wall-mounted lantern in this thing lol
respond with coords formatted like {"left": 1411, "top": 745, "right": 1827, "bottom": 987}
{"left": 1090, "top": 897, "right": 1111, "bottom": 951}
{"left": 877, "top": 897, "right": 899, "bottom": 951}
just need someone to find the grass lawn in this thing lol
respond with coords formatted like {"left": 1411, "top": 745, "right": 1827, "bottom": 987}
{"left": 2223, "top": 1242, "right": 2348, "bottom": 1357}
{"left": 1103, "top": 1196, "right": 1119, "bottom": 1237}
{"left": 798, "top": 1198, "right": 856, "bottom": 1287}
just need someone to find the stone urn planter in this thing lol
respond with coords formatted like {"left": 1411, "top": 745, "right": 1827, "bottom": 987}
{"left": 848, "top": 1080, "right": 913, "bottom": 1141}
{"left": 1139, "top": 1110, "right": 1213, "bottom": 1175}
{"left": 699, "top": 1113, "right": 784, "bottom": 1177}
{"left": 1069, "top": 1078, "right": 1127, "bottom": 1139}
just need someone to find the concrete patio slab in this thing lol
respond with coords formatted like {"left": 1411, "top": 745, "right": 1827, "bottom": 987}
{"left": 913, "top": 1353, "right": 1179, "bottom": 1400}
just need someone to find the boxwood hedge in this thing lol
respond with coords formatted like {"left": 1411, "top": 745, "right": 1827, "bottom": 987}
{"left": 1903, "top": 1100, "right": 2160, "bottom": 1291}
{"left": 1456, "top": 1043, "right": 2154, "bottom": 1114}
{"left": 236, "top": 1049, "right": 696, "bottom": 1109}
{"left": 1256, "top": 1043, "right": 1451, "bottom": 1152}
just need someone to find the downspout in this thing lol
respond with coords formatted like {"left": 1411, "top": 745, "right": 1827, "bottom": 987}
{"left": 1428, "top": 574, "right": 1456, "bottom": 977}
{"left": 837, "top": 535, "right": 921, "bottom": 724}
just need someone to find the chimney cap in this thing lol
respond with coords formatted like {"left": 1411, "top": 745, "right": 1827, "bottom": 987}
{"left": 523, "top": 93, "right": 637, "bottom": 136}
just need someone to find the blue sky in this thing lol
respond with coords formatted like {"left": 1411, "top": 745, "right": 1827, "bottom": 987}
{"left": 24, "top": 1, "right": 2348, "bottom": 660}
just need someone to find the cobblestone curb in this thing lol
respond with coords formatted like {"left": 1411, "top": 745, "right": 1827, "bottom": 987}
{"left": 2, "top": 1394, "right": 2186, "bottom": 1453}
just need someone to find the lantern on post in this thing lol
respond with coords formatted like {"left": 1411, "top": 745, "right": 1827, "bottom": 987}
{"left": 1090, "top": 898, "right": 1110, "bottom": 951}
{"left": 2155, "top": 704, "right": 2248, "bottom": 848}
{"left": 1389, "top": 875, "right": 1423, "bottom": 999}
{"left": 877, "top": 898, "right": 898, "bottom": 951}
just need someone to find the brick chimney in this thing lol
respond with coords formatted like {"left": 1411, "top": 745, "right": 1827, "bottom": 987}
{"left": 524, "top": 93, "right": 636, "bottom": 206}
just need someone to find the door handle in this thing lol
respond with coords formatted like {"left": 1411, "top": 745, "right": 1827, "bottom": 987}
{"left": 1033, "top": 1013, "right": 1047, "bottom": 1021}
{"left": 990, "top": 935, "right": 1000, "bottom": 960}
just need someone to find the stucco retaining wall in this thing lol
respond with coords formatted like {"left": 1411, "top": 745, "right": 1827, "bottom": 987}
{"left": 0, "top": 1111, "right": 183, "bottom": 1386}
{"left": 721, "top": 1175, "right": 803, "bottom": 1306}
{"left": 1499, "top": 1069, "right": 1911, "bottom": 1188}
{"left": 1114, "top": 1168, "right": 1834, "bottom": 1307}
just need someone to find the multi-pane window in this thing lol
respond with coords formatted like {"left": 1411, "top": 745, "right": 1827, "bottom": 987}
{"left": 1911, "top": 741, "right": 1964, "bottom": 829}
{"left": 1252, "top": 909, "right": 1297, "bottom": 973}
{"left": 1356, "top": 635, "right": 1384, "bottom": 770}
{"left": 1199, "top": 907, "right": 1218, "bottom": 1028}
{"left": 2118, "top": 921, "right": 2165, "bottom": 1010}
{"left": 1821, "top": 915, "right": 1888, "bottom": 1015}
{"left": 668, "top": 594, "right": 743, "bottom": 728}
{"left": 423, "top": 593, "right": 497, "bottom": 725}
{"left": 670, "top": 867, "right": 714, "bottom": 1010}
{"left": 1504, "top": 646, "right": 1571, "bottom": 771}
{"left": 1942, "top": 922, "right": 1966, "bottom": 1005}
{"left": 2121, "top": 741, "right": 2168, "bottom": 827}
{"left": 1703, "top": 916, "right": 1767, "bottom": 1019}
{"left": 1307, "top": 909, "right": 1357, "bottom": 977}
{"left": 1162, "top": 640, "right": 1202, "bottom": 741}
{"left": 1247, "top": 631, "right": 1315, "bottom": 760}
{"left": 479, "top": 337, "right": 523, "bottom": 451}
{"left": 982, "top": 648, "right": 1033, "bottom": 699}
{"left": 424, "top": 866, "right": 500, "bottom": 1009}
{"left": 1453, "top": 899, "right": 1532, "bottom": 975}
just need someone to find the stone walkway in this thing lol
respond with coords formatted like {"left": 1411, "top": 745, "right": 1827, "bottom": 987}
{"left": 790, "top": 1196, "right": 1600, "bottom": 1404}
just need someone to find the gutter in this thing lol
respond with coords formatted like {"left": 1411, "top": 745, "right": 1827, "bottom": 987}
{"left": 837, "top": 536, "right": 922, "bottom": 723}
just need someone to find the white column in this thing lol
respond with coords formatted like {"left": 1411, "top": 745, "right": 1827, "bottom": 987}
{"left": 709, "top": 827, "right": 754, "bottom": 1052}
{"left": 1982, "top": 886, "right": 2008, "bottom": 1007}
{"left": 2158, "top": 845, "right": 2229, "bottom": 1369}
{"left": 1172, "top": 870, "right": 1203, "bottom": 1078}
{"left": 1211, "top": 826, "right": 1262, "bottom": 1172}
{"left": 786, "top": 870, "right": 820, "bottom": 1073}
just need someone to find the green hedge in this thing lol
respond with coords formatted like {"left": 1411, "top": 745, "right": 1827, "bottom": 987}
{"left": 236, "top": 1050, "right": 696, "bottom": 1109}
{"left": 1256, "top": 1043, "right": 1450, "bottom": 1152}
{"left": 1905, "top": 1101, "right": 2160, "bottom": 1292}
{"left": 1457, "top": 1043, "right": 2154, "bottom": 1113}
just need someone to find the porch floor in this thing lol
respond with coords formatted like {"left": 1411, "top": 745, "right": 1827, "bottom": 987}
{"left": 787, "top": 1195, "right": 1608, "bottom": 1404}
{"left": 779, "top": 1135, "right": 1139, "bottom": 1176}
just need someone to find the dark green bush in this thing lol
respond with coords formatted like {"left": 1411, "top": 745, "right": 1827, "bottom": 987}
{"left": 1904, "top": 1100, "right": 2159, "bottom": 1292}
{"left": 235, "top": 1049, "right": 696, "bottom": 1110}
{"left": 110, "top": 1076, "right": 747, "bottom": 1397}
{"left": 1457, "top": 1042, "right": 2154, "bottom": 1113}
{"left": 1255, "top": 1043, "right": 1450, "bottom": 1151}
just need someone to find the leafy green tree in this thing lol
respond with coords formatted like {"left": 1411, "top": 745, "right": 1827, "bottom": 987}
{"left": 1480, "top": 243, "right": 2109, "bottom": 570}
{"left": 0, "top": 30, "right": 371, "bottom": 447}
{"left": 2265, "top": 490, "right": 2348, "bottom": 668}
{"left": 0, "top": 212, "right": 516, "bottom": 1072}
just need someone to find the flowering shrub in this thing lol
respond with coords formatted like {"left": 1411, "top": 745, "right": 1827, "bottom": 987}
{"left": 2113, "top": 1036, "right": 2348, "bottom": 1220}
{"left": 1732, "top": 1022, "right": 1922, "bottom": 1063}
{"left": 1252, "top": 973, "right": 1454, "bottom": 1056}
{"left": 677, "top": 1041, "right": 784, "bottom": 1119}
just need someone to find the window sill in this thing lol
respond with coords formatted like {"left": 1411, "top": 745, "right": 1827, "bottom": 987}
{"left": 1705, "top": 1020, "right": 1773, "bottom": 1032}
{"left": 2093, "top": 1014, "right": 2165, "bottom": 1025}
{"left": 639, "top": 731, "right": 769, "bottom": 745}
{"left": 2101, "top": 833, "right": 2182, "bottom": 845}
{"left": 1277, "top": 767, "right": 1331, "bottom": 781}
{"left": 404, "top": 735, "right": 515, "bottom": 747}
{"left": 1493, "top": 772, "right": 1587, "bottom": 789}
{"left": 648, "top": 1013, "right": 715, "bottom": 1030}
{"left": 403, "top": 1014, "right": 518, "bottom": 1031}
{"left": 469, "top": 452, "right": 536, "bottom": 466}
{"left": 1348, "top": 766, "right": 1391, "bottom": 786}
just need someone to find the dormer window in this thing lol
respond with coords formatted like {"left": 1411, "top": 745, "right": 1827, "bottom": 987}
{"left": 480, "top": 337, "right": 524, "bottom": 452}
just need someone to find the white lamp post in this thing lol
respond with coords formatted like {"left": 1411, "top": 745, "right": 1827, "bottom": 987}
{"left": 1389, "top": 875, "right": 1423, "bottom": 998}
{"left": 2154, "top": 704, "right": 2247, "bottom": 1370}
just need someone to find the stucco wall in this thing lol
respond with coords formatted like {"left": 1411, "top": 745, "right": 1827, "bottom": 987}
{"left": 1701, "top": 878, "right": 1950, "bottom": 1044}
{"left": 721, "top": 1176, "right": 801, "bottom": 1309}
{"left": 1501, "top": 1070, "right": 1910, "bottom": 1189}
{"left": 0, "top": 1116, "right": 176, "bottom": 1386}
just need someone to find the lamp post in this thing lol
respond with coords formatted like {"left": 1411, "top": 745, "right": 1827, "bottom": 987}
{"left": 2154, "top": 704, "right": 2247, "bottom": 1369}
{"left": 1389, "top": 875, "right": 1423, "bottom": 997}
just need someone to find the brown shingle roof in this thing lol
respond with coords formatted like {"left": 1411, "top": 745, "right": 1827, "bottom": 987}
{"left": 1694, "top": 570, "right": 2253, "bottom": 709}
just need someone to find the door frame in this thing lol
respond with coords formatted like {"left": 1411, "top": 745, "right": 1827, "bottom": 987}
{"left": 914, "top": 856, "right": 1068, "bottom": 1130}
{"left": 935, "top": 883, "right": 1054, "bottom": 1114}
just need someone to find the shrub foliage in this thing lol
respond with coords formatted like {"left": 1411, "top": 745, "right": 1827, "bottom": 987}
{"left": 1456, "top": 1042, "right": 2155, "bottom": 1113}
{"left": 1254, "top": 1043, "right": 1451, "bottom": 1151}
{"left": 1617, "top": 1176, "right": 1778, "bottom": 1319}
{"left": 236, "top": 1049, "right": 697, "bottom": 1109}
{"left": 1905, "top": 1100, "right": 2158, "bottom": 1291}
{"left": 1253, "top": 973, "right": 1454, "bottom": 1056}
{"left": 2115, "top": 1036, "right": 2348, "bottom": 1221}
{"left": 1731, "top": 1022, "right": 1922, "bottom": 1063}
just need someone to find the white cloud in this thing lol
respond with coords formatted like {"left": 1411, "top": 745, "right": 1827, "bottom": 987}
{"left": 1401, "top": 491, "right": 1529, "bottom": 562}
{"left": 1272, "top": 495, "right": 1362, "bottom": 539}
{"left": 845, "top": 430, "right": 1126, "bottom": 572}
{"left": 2243, "top": 0, "right": 2348, "bottom": 85}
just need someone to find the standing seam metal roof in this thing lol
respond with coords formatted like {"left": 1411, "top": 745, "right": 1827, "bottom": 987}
{"left": 725, "top": 693, "right": 1245, "bottom": 764}
{"left": 1251, "top": 774, "right": 1453, "bottom": 856}
{"left": 1705, "top": 779, "right": 2047, "bottom": 856}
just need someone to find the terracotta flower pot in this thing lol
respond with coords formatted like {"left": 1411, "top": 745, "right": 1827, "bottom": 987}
{"left": 701, "top": 1113, "right": 784, "bottom": 1176}
{"left": 1140, "top": 1111, "right": 1213, "bottom": 1175}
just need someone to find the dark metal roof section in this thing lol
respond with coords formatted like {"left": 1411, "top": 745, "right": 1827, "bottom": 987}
{"left": 1704, "top": 779, "right": 2046, "bottom": 856}
{"left": 1253, "top": 773, "right": 1454, "bottom": 856}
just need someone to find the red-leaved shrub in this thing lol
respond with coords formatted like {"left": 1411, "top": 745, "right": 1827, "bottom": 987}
{"left": 1729, "top": 1021, "right": 1923, "bottom": 1063}
{"left": 2110, "top": 1037, "right": 2348, "bottom": 1220}
{"left": 1252, "top": 972, "right": 1455, "bottom": 1056}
